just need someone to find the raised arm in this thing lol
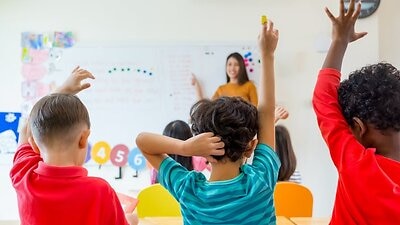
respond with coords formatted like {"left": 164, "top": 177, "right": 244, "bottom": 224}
{"left": 136, "top": 132, "right": 224, "bottom": 170}
{"left": 55, "top": 66, "right": 95, "bottom": 95}
{"left": 13, "top": 66, "right": 95, "bottom": 166}
{"left": 313, "top": 0, "right": 367, "bottom": 169}
{"left": 322, "top": 0, "right": 367, "bottom": 70}
{"left": 18, "top": 119, "right": 31, "bottom": 146}
{"left": 257, "top": 19, "right": 279, "bottom": 148}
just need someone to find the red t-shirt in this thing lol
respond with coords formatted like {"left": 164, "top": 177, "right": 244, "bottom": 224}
{"left": 10, "top": 144, "right": 129, "bottom": 225}
{"left": 313, "top": 68, "right": 400, "bottom": 225}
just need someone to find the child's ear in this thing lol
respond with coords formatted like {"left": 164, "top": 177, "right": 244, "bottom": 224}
{"left": 28, "top": 137, "right": 40, "bottom": 154}
{"left": 79, "top": 129, "right": 91, "bottom": 149}
{"left": 352, "top": 117, "right": 367, "bottom": 139}
{"left": 244, "top": 139, "right": 258, "bottom": 158}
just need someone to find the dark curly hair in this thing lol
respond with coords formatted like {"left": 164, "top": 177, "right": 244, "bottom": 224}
{"left": 338, "top": 62, "right": 400, "bottom": 131}
{"left": 190, "top": 97, "right": 258, "bottom": 162}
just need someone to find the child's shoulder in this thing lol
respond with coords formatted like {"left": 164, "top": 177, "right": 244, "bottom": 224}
{"left": 84, "top": 176, "right": 115, "bottom": 191}
{"left": 256, "top": 142, "right": 274, "bottom": 151}
{"left": 253, "top": 143, "right": 280, "bottom": 164}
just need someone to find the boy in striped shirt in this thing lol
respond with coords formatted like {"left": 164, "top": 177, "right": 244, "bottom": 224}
{"left": 136, "top": 19, "right": 280, "bottom": 225}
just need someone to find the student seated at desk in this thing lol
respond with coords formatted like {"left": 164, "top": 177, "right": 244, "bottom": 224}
{"left": 151, "top": 120, "right": 210, "bottom": 184}
{"left": 275, "top": 124, "right": 302, "bottom": 184}
{"left": 136, "top": 19, "right": 280, "bottom": 224}
{"left": 10, "top": 67, "right": 138, "bottom": 225}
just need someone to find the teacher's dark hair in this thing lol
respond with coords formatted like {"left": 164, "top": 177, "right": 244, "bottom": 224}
{"left": 226, "top": 52, "right": 250, "bottom": 85}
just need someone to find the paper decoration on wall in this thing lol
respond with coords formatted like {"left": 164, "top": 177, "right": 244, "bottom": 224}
{"left": 20, "top": 31, "right": 74, "bottom": 117}
{"left": 21, "top": 64, "right": 48, "bottom": 81}
{"left": 21, "top": 48, "right": 50, "bottom": 64}
{"left": 21, "top": 32, "right": 51, "bottom": 49}
{"left": 128, "top": 148, "right": 146, "bottom": 170}
{"left": 21, "top": 48, "right": 31, "bottom": 63}
{"left": 48, "top": 48, "right": 63, "bottom": 74}
{"left": 21, "top": 31, "right": 74, "bottom": 50}
{"left": 91, "top": 141, "right": 112, "bottom": 165}
{"left": 53, "top": 32, "right": 74, "bottom": 48}
{"left": 110, "top": 144, "right": 130, "bottom": 167}
{"left": 21, "top": 81, "right": 50, "bottom": 101}
{"left": 0, "top": 112, "right": 22, "bottom": 154}
{"left": 84, "top": 140, "right": 147, "bottom": 172}
{"left": 49, "top": 48, "right": 63, "bottom": 61}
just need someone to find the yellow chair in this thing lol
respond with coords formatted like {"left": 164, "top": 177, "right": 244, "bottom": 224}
{"left": 274, "top": 181, "right": 313, "bottom": 217}
{"left": 136, "top": 183, "right": 181, "bottom": 218}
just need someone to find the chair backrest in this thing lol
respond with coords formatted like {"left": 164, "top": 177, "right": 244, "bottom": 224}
{"left": 274, "top": 181, "right": 313, "bottom": 217}
{"left": 137, "top": 183, "right": 181, "bottom": 218}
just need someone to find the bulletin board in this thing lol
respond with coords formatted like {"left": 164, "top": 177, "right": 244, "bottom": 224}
{"left": 20, "top": 37, "right": 262, "bottom": 172}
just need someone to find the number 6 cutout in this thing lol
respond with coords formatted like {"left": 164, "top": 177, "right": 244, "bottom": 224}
{"left": 128, "top": 148, "right": 146, "bottom": 171}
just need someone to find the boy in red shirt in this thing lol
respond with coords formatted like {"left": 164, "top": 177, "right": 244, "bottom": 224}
{"left": 10, "top": 67, "right": 138, "bottom": 225}
{"left": 312, "top": 0, "right": 400, "bottom": 224}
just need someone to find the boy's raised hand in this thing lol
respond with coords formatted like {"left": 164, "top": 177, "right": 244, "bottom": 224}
{"left": 55, "top": 66, "right": 95, "bottom": 95}
{"left": 258, "top": 20, "right": 279, "bottom": 57}
{"left": 325, "top": 0, "right": 367, "bottom": 44}
{"left": 182, "top": 132, "right": 225, "bottom": 161}
{"left": 257, "top": 18, "right": 278, "bottom": 147}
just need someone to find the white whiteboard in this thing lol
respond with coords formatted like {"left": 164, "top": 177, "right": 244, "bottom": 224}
{"left": 48, "top": 42, "right": 262, "bottom": 159}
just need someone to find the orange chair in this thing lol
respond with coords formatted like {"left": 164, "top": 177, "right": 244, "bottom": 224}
{"left": 274, "top": 181, "right": 313, "bottom": 217}
{"left": 136, "top": 183, "right": 181, "bottom": 218}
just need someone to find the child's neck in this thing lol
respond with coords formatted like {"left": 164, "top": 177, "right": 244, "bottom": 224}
{"left": 208, "top": 160, "right": 242, "bottom": 182}
{"left": 42, "top": 148, "right": 82, "bottom": 166}
{"left": 381, "top": 151, "right": 400, "bottom": 162}
{"left": 375, "top": 132, "right": 400, "bottom": 162}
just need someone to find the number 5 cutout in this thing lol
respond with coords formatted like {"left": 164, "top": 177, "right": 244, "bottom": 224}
{"left": 110, "top": 144, "right": 129, "bottom": 167}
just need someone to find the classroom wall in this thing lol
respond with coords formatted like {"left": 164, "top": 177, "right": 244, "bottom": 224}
{"left": 378, "top": 0, "right": 400, "bottom": 67}
{"left": 0, "top": 0, "right": 397, "bottom": 220}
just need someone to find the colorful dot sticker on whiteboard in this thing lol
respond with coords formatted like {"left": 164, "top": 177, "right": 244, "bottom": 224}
{"left": 91, "top": 141, "right": 111, "bottom": 164}
{"left": 128, "top": 147, "right": 146, "bottom": 171}
{"left": 243, "top": 51, "right": 255, "bottom": 74}
{"left": 110, "top": 144, "right": 129, "bottom": 167}
{"left": 107, "top": 67, "right": 153, "bottom": 76}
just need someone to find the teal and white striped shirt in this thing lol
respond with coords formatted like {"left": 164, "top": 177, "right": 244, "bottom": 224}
{"left": 158, "top": 143, "right": 280, "bottom": 225}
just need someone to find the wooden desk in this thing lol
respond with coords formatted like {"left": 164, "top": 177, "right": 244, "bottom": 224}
{"left": 139, "top": 216, "right": 294, "bottom": 225}
{"left": 139, "top": 217, "right": 182, "bottom": 225}
{"left": 0, "top": 221, "right": 20, "bottom": 225}
{"left": 290, "top": 217, "right": 330, "bottom": 225}
{"left": 277, "top": 216, "right": 295, "bottom": 224}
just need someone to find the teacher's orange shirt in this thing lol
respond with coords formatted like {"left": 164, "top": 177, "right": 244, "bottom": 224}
{"left": 212, "top": 81, "right": 258, "bottom": 106}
